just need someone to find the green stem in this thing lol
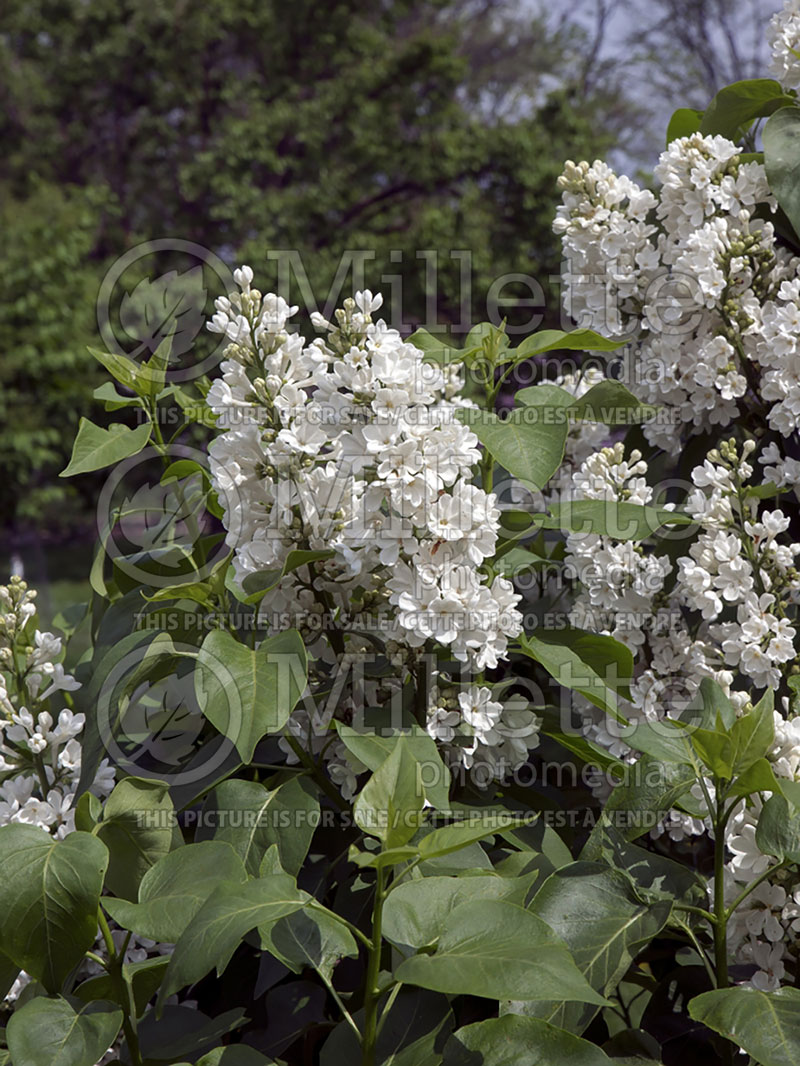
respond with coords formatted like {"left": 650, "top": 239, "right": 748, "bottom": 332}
{"left": 98, "top": 909, "right": 143, "bottom": 1066}
{"left": 674, "top": 903, "right": 716, "bottom": 924}
{"left": 31, "top": 753, "right": 51, "bottom": 799}
{"left": 385, "top": 857, "right": 422, "bottom": 893}
{"left": 481, "top": 454, "right": 495, "bottom": 494}
{"left": 376, "top": 981, "right": 402, "bottom": 1039}
{"left": 412, "top": 659, "right": 428, "bottom": 729}
{"left": 489, "top": 360, "right": 517, "bottom": 403}
{"left": 683, "top": 923, "right": 718, "bottom": 988}
{"left": 362, "top": 865, "right": 387, "bottom": 1066}
{"left": 712, "top": 788, "right": 730, "bottom": 992}
{"left": 321, "top": 974, "right": 361, "bottom": 1043}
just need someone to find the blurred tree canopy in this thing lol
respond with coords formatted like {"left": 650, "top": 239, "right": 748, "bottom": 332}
{"left": 0, "top": 0, "right": 624, "bottom": 534}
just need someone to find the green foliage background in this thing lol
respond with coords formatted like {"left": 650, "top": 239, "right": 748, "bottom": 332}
{"left": 0, "top": 0, "right": 619, "bottom": 537}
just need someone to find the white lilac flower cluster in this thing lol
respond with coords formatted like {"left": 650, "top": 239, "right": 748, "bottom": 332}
{"left": 426, "top": 683, "right": 542, "bottom": 781}
{"left": 554, "top": 138, "right": 796, "bottom": 453}
{"left": 0, "top": 577, "right": 171, "bottom": 1036}
{"left": 563, "top": 444, "right": 727, "bottom": 731}
{"left": 0, "top": 577, "right": 115, "bottom": 836}
{"left": 679, "top": 443, "right": 800, "bottom": 690}
{"left": 561, "top": 441, "right": 800, "bottom": 990}
{"left": 769, "top": 0, "right": 800, "bottom": 92}
{"left": 553, "top": 120, "right": 800, "bottom": 491}
{"left": 206, "top": 269, "right": 536, "bottom": 791}
{"left": 565, "top": 439, "right": 800, "bottom": 740}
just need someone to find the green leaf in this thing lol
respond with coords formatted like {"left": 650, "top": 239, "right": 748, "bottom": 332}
{"left": 455, "top": 406, "right": 568, "bottom": 491}
{"left": 701, "top": 79, "right": 794, "bottom": 139}
{"left": 335, "top": 724, "right": 450, "bottom": 811}
{"left": 159, "top": 874, "right": 309, "bottom": 1005}
{"left": 756, "top": 793, "right": 800, "bottom": 862}
{"left": 0, "top": 949, "right": 22, "bottom": 1001}
{"left": 95, "top": 776, "right": 176, "bottom": 900}
{"left": 525, "top": 863, "right": 670, "bottom": 1033}
{"left": 88, "top": 346, "right": 141, "bottom": 391}
{"left": 689, "top": 986, "right": 800, "bottom": 1066}
{"left": 518, "top": 629, "right": 632, "bottom": 720}
{"left": 494, "top": 545, "right": 549, "bottom": 578}
{"left": 681, "top": 683, "right": 766, "bottom": 782}
{"left": 624, "top": 719, "right": 698, "bottom": 769}
{"left": 516, "top": 380, "right": 658, "bottom": 425}
{"left": 144, "top": 580, "right": 217, "bottom": 606}
{"left": 195, "top": 628, "right": 307, "bottom": 761}
{"left": 567, "top": 380, "right": 658, "bottom": 424}
{"left": 73, "top": 628, "right": 167, "bottom": 796}
{"left": 7, "top": 996, "right": 123, "bottom": 1066}
{"left": 467, "top": 321, "right": 509, "bottom": 352}
{"left": 537, "top": 499, "right": 692, "bottom": 541}
{"left": 764, "top": 105, "right": 800, "bottom": 241}
{"left": 679, "top": 677, "right": 736, "bottom": 734}
{"left": 394, "top": 899, "right": 608, "bottom": 1005}
{"left": 599, "top": 757, "right": 697, "bottom": 842}
{"left": 198, "top": 777, "right": 319, "bottom": 877}
{"left": 60, "top": 418, "right": 151, "bottom": 477}
{"left": 74, "top": 956, "right": 170, "bottom": 1016}
{"left": 729, "top": 689, "right": 775, "bottom": 775}
{"left": 383, "top": 874, "right": 534, "bottom": 949}
{"left": 583, "top": 824, "right": 705, "bottom": 908}
{"left": 416, "top": 815, "right": 525, "bottom": 860}
{"left": 514, "top": 383, "right": 573, "bottom": 408}
{"left": 74, "top": 792, "right": 101, "bottom": 833}
{"left": 136, "top": 330, "right": 174, "bottom": 397}
{"left": 515, "top": 329, "right": 626, "bottom": 358}
{"left": 0, "top": 825, "right": 108, "bottom": 992}
{"left": 729, "top": 757, "right": 784, "bottom": 799}
{"left": 443, "top": 1016, "right": 614, "bottom": 1066}
{"left": 354, "top": 736, "right": 425, "bottom": 849}
{"left": 102, "top": 840, "right": 247, "bottom": 942}
{"left": 667, "top": 108, "right": 703, "bottom": 143}
{"left": 407, "top": 327, "right": 465, "bottom": 365}
{"left": 601, "top": 1027, "right": 662, "bottom": 1062}
{"left": 264, "top": 906, "right": 358, "bottom": 982}
{"left": 93, "top": 381, "right": 139, "bottom": 410}
{"left": 320, "top": 986, "right": 451, "bottom": 1066}
{"left": 138, "top": 1005, "right": 247, "bottom": 1062}
{"left": 690, "top": 727, "right": 734, "bottom": 779}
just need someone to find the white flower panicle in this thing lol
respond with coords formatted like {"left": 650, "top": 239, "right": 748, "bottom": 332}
{"left": 555, "top": 133, "right": 800, "bottom": 477}
{"left": 0, "top": 577, "right": 115, "bottom": 836}
{"left": 206, "top": 271, "right": 534, "bottom": 787}
{"left": 553, "top": 26, "right": 800, "bottom": 992}
{"left": 0, "top": 577, "right": 155, "bottom": 1024}
{"left": 562, "top": 441, "right": 800, "bottom": 992}
{"left": 769, "top": 0, "right": 800, "bottom": 92}
{"left": 426, "top": 683, "right": 542, "bottom": 779}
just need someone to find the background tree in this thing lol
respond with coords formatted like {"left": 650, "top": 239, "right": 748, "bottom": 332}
{"left": 0, "top": 0, "right": 627, "bottom": 544}
{"left": 0, "top": 183, "right": 113, "bottom": 536}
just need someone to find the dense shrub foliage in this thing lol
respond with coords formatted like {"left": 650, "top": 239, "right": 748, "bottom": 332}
{"left": 3, "top": 4, "right": 800, "bottom": 1066}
